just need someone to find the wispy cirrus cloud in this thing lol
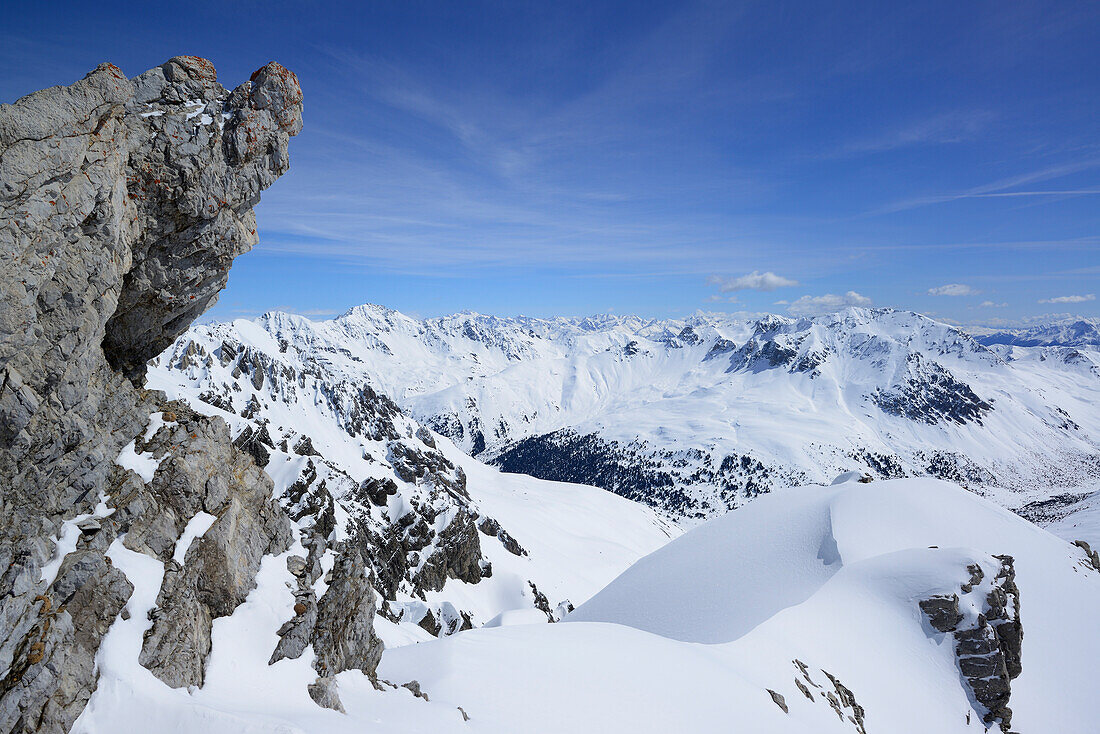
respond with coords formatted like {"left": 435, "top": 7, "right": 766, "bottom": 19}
{"left": 1038, "top": 294, "right": 1095, "bottom": 304}
{"left": 831, "top": 110, "right": 993, "bottom": 158}
{"left": 870, "top": 158, "right": 1100, "bottom": 215}
{"left": 928, "top": 283, "right": 979, "bottom": 296}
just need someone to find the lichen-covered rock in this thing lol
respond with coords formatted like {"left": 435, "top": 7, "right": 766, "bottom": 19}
{"left": 0, "top": 552, "right": 133, "bottom": 733}
{"left": 0, "top": 56, "right": 300, "bottom": 732}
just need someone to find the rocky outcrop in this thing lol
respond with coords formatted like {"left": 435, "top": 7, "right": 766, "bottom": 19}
{"left": 872, "top": 353, "right": 992, "bottom": 426}
{"left": 157, "top": 320, "right": 559, "bottom": 635}
{"left": 788, "top": 660, "right": 867, "bottom": 733}
{"left": 312, "top": 548, "right": 384, "bottom": 678}
{"left": 103, "top": 57, "right": 302, "bottom": 383}
{"left": 125, "top": 403, "right": 292, "bottom": 689}
{"left": 0, "top": 56, "right": 300, "bottom": 732}
{"left": 920, "top": 555, "right": 1022, "bottom": 730}
{"left": 1072, "top": 540, "right": 1100, "bottom": 572}
{"left": 269, "top": 543, "right": 384, "bottom": 714}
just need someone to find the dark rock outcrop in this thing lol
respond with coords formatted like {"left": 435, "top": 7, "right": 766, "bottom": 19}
{"left": 478, "top": 516, "right": 528, "bottom": 557}
{"left": 0, "top": 56, "right": 301, "bottom": 732}
{"left": 919, "top": 555, "right": 1022, "bottom": 730}
{"left": 872, "top": 353, "right": 992, "bottom": 426}
{"left": 1072, "top": 540, "right": 1100, "bottom": 572}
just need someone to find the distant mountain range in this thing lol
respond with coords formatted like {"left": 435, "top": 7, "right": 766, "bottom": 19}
{"left": 973, "top": 317, "right": 1100, "bottom": 348}
{"left": 155, "top": 305, "right": 1100, "bottom": 525}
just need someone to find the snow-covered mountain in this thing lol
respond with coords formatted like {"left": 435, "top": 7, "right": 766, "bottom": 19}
{"left": 145, "top": 321, "right": 677, "bottom": 647}
{"left": 76, "top": 474, "right": 1100, "bottom": 733}
{"left": 19, "top": 56, "right": 1100, "bottom": 734}
{"left": 156, "top": 305, "right": 1100, "bottom": 523}
{"left": 975, "top": 317, "right": 1100, "bottom": 348}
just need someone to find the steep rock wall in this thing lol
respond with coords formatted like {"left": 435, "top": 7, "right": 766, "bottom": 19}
{"left": 0, "top": 56, "right": 301, "bottom": 733}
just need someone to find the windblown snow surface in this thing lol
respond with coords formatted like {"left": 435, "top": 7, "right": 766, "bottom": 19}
{"left": 75, "top": 475, "right": 1100, "bottom": 733}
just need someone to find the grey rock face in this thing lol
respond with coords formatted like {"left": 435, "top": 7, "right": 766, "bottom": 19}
{"left": 127, "top": 403, "right": 292, "bottom": 688}
{"left": 0, "top": 56, "right": 300, "bottom": 732}
{"left": 311, "top": 548, "right": 384, "bottom": 678}
{"left": 102, "top": 56, "right": 303, "bottom": 383}
{"left": 1073, "top": 539, "right": 1100, "bottom": 572}
{"left": 919, "top": 555, "right": 1022, "bottom": 730}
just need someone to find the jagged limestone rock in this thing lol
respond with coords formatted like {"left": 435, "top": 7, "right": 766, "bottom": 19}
{"left": 311, "top": 547, "right": 384, "bottom": 678}
{"left": 0, "top": 56, "right": 300, "bottom": 732}
{"left": 103, "top": 56, "right": 303, "bottom": 383}
{"left": 130, "top": 404, "right": 292, "bottom": 688}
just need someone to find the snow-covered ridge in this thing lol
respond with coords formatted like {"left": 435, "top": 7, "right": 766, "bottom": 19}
{"left": 157, "top": 305, "right": 1100, "bottom": 521}
{"left": 79, "top": 475, "right": 1100, "bottom": 732}
{"left": 147, "top": 316, "right": 678, "bottom": 646}
{"left": 975, "top": 317, "right": 1100, "bottom": 348}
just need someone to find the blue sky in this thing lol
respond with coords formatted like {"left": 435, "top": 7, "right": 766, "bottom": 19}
{"left": 4, "top": 1, "right": 1098, "bottom": 326}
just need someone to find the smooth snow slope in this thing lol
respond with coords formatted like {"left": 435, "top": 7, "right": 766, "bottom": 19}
{"left": 75, "top": 475, "right": 1100, "bottom": 732}
{"left": 570, "top": 476, "right": 1100, "bottom": 733}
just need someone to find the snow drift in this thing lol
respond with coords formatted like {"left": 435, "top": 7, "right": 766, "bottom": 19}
{"left": 76, "top": 475, "right": 1100, "bottom": 733}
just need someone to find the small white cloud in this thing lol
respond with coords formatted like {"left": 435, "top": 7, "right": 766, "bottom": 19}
{"left": 708, "top": 271, "right": 799, "bottom": 292}
{"left": 928, "top": 283, "right": 979, "bottom": 296}
{"left": 978, "top": 301, "right": 1008, "bottom": 308}
{"left": 1038, "top": 294, "right": 1095, "bottom": 304}
{"left": 705, "top": 294, "right": 740, "bottom": 303}
{"left": 787, "top": 291, "right": 871, "bottom": 316}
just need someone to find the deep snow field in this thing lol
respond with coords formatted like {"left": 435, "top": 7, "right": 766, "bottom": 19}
{"left": 73, "top": 475, "right": 1100, "bottom": 733}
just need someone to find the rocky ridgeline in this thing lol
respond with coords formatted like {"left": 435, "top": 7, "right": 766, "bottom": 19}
{"left": 919, "top": 555, "right": 1023, "bottom": 731}
{"left": 0, "top": 56, "right": 318, "bottom": 732}
{"left": 154, "top": 319, "right": 566, "bottom": 638}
